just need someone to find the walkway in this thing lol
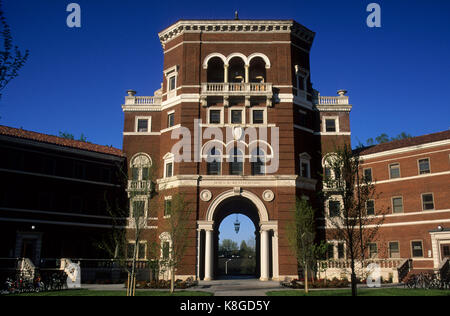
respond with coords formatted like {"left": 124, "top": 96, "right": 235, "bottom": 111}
{"left": 194, "top": 277, "right": 283, "bottom": 296}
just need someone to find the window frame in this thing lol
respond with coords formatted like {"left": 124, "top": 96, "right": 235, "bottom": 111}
{"left": 389, "top": 163, "right": 401, "bottom": 179}
{"left": 392, "top": 196, "right": 404, "bottom": 214}
{"left": 368, "top": 242, "right": 378, "bottom": 259}
{"left": 230, "top": 109, "right": 244, "bottom": 125}
{"left": 135, "top": 116, "right": 152, "bottom": 133}
{"left": 322, "top": 117, "right": 339, "bottom": 133}
{"left": 411, "top": 240, "right": 424, "bottom": 258}
{"left": 251, "top": 108, "right": 266, "bottom": 125}
{"left": 299, "top": 153, "right": 311, "bottom": 179}
{"left": 164, "top": 196, "right": 172, "bottom": 218}
{"left": 167, "top": 111, "right": 175, "bottom": 128}
{"left": 363, "top": 168, "right": 373, "bottom": 182}
{"left": 388, "top": 241, "right": 401, "bottom": 259}
{"left": 366, "top": 199, "right": 375, "bottom": 216}
{"left": 421, "top": 193, "right": 435, "bottom": 211}
{"left": 206, "top": 147, "right": 222, "bottom": 175}
{"left": 207, "top": 107, "right": 223, "bottom": 125}
{"left": 417, "top": 158, "right": 431, "bottom": 175}
{"left": 229, "top": 147, "right": 244, "bottom": 176}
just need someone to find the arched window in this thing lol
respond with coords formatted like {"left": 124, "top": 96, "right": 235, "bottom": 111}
{"left": 251, "top": 147, "right": 266, "bottom": 175}
{"left": 228, "top": 57, "right": 245, "bottom": 83}
{"left": 207, "top": 57, "right": 225, "bottom": 83}
{"left": 249, "top": 57, "right": 267, "bottom": 83}
{"left": 229, "top": 147, "right": 244, "bottom": 175}
{"left": 206, "top": 147, "right": 222, "bottom": 175}
{"left": 130, "top": 154, "right": 152, "bottom": 181}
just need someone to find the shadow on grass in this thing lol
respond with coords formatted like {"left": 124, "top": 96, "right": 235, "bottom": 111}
{"left": 267, "top": 288, "right": 450, "bottom": 296}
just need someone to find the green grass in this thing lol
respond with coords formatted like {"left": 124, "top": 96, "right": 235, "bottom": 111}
{"left": 7, "top": 289, "right": 214, "bottom": 296}
{"left": 267, "top": 288, "right": 450, "bottom": 296}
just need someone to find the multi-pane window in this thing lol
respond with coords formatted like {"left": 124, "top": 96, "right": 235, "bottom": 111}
{"left": 251, "top": 147, "right": 265, "bottom": 176}
{"left": 299, "top": 111, "right": 307, "bottom": 127}
{"left": 231, "top": 110, "right": 243, "bottom": 124}
{"left": 422, "top": 193, "right": 434, "bottom": 210}
{"left": 127, "top": 242, "right": 146, "bottom": 259}
{"left": 363, "top": 168, "right": 373, "bottom": 182}
{"left": 229, "top": 148, "right": 244, "bottom": 175}
{"left": 418, "top": 158, "right": 430, "bottom": 174}
{"left": 329, "top": 200, "right": 341, "bottom": 217}
{"left": 132, "top": 200, "right": 146, "bottom": 218}
{"left": 209, "top": 110, "right": 221, "bottom": 124}
{"left": 389, "top": 242, "right": 400, "bottom": 258}
{"left": 326, "top": 244, "right": 334, "bottom": 259}
{"left": 389, "top": 163, "right": 401, "bottom": 179}
{"left": 162, "top": 242, "right": 170, "bottom": 260}
{"left": 368, "top": 243, "right": 378, "bottom": 258}
{"left": 337, "top": 243, "right": 345, "bottom": 259}
{"left": 366, "top": 200, "right": 375, "bottom": 215}
{"left": 300, "top": 161, "right": 310, "bottom": 178}
{"left": 207, "top": 147, "right": 221, "bottom": 175}
{"left": 325, "top": 119, "right": 336, "bottom": 132}
{"left": 392, "top": 197, "right": 403, "bottom": 214}
{"left": 168, "top": 76, "right": 176, "bottom": 91}
{"left": 164, "top": 199, "right": 172, "bottom": 217}
{"left": 411, "top": 241, "right": 424, "bottom": 258}
{"left": 165, "top": 162, "right": 173, "bottom": 178}
{"left": 252, "top": 110, "right": 264, "bottom": 124}
{"left": 167, "top": 113, "right": 175, "bottom": 128}
{"left": 137, "top": 119, "right": 149, "bottom": 132}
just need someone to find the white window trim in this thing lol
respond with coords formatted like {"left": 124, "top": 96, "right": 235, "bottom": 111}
{"left": 421, "top": 192, "right": 435, "bottom": 211}
{"left": 391, "top": 196, "right": 404, "bottom": 214}
{"left": 389, "top": 163, "right": 401, "bottom": 179}
{"left": 159, "top": 232, "right": 172, "bottom": 260}
{"left": 299, "top": 152, "right": 311, "bottom": 179}
{"left": 228, "top": 107, "right": 246, "bottom": 125}
{"left": 127, "top": 240, "right": 148, "bottom": 260}
{"left": 135, "top": 116, "right": 152, "bottom": 133}
{"left": 322, "top": 116, "right": 339, "bottom": 133}
{"left": 363, "top": 167, "right": 373, "bottom": 181}
{"left": 164, "top": 65, "right": 179, "bottom": 99}
{"left": 327, "top": 240, "right": 347, "bottom": 260}
{"left": 228, "top": 147, "right": 245, "bottom": 175}
{"left": 207, "top": 107, "right": 224, "bottom": 125}
{"left": 411, "top": 240, "right": 424, "bottom": 258}
{"left": 205, "top": 147, "right": 223, "bottom": 176}
{"left": 164, "top": 196, "right": 172, "bottom": 219}
{"left": 250, "top": 107, "right": 267, "bottom": 125}
{"left": 388, "top": 241, "right": 401, "bottom": 259}
{"left": 163, "top": 153, "right": 175, "bottom": 178}
{"left": 366, "top": 199, "right": 375, "bottom": 216}
{"left": 128, "top": 196, "right": 148, "bottom": 228}
{"left": 417, "top": 157, "right": 431, "bottom": 175}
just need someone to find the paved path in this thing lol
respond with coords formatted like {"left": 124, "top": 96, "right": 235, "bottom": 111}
{"left": 193, "top": 277, "right": 283, "bottom": 296}
{"left": 82, "top": 277, "right": 284, "bottom": 296}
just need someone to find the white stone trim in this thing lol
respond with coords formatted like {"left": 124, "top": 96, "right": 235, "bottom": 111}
{"left": 207, "top": 107, "right": 224, "bottom": 125}
{"left": 134, "top": 116, "right": 152, "bottom": 133}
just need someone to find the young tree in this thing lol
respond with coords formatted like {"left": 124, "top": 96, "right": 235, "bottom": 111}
{"left": 0, "top": 0, "right": 29, "bottom": 99}
{"left": 322, "top": 143, "right": 386, "bottom": 296}
{"left": 286, "top": 198, "right": 325, "bottom": 294}
{"left": 96, "top": 160, "right": 157, "bottom": 296}
{"left": 159, "top": 193, "right": 193, "bottom": 293}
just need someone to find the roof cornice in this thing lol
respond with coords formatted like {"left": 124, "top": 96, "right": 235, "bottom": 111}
{"left": 158, "top": 20, "right": 315, "bottom": 48}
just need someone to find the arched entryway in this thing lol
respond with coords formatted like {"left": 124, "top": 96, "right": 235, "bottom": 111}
{"left": 197, "top": 189, "right": 278, "bottom": 281}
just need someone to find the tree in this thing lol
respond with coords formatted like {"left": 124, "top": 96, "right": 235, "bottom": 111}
{"left": 58, "top": 131, "right": 89, "bottom": 142}
{"left": 219, "top": 239, "right": 239, "bottom": 257}
{"left": 96, "top": 161, "right": 157, "bottom": 296}
{"left": 159, "top": 193, "right": 193, "bottom": 293}
{"left": 366, "top": 132, "right": 412, "bottom": 146}
{"left": 0, "top": 0, "right": 29, "bottom": 99}
{"left": 286, "top": 198, "right": 325, "bottom": 294}
{"left": 321, "top": 143, "right": 386, "bottom": 296}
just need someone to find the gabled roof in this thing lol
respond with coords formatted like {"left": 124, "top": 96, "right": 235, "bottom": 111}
{"left": 358, "top": 130, "right": 450, "bottom": 156}
{"left": 0, "top": 125, "right": 124, "bottom": 157}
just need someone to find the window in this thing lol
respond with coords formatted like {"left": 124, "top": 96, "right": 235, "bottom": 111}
{"left": 418, "top": 158, "right": 430, "bottom": 175}
{"left": 165, "top": 162, "right": 173, "bottom": 178}
{"left": 299, "top": 153, "right": 311, "bottom": 178}
{"left": 206, "top": 147, "right": 221, "bottom": 175}
{"left": 411, "top": 241, "right": 424, "bottom": 258}
{"left": 326, "top": 244, "right": 334, "bottom": 259}
{"left": 130, "top": 154, "right": 152, "bottom": 182}
{"left": 325, "top": 119, "right": 336, "bottom": 132}
{"left": 366, "top": 200, "right": 375, "bottom": 216}
{"left": 127, "top": 242, "right": 146, "bottom": 259}
{"left": 167, "top": 112, "right": 175, "bottom": 128}
{"left": 231, "top": 110, "right": 243, "bottom": 124}
{"left": 252, "top": 110, "right": 264, "bottom": 124}
{"left": 368, "top": 243, "right": 378, "bottom": 258}
{"left": 209, "top": 110, "right": 221, "bottom": 124}
{"left": 363, "top": 168, "right": 373, "bottom": 182}
{"left": 229, "top": 147, "right": 243, "bottom": 175}
{"left": 337, "top": 243, "right": 345, "bottom": 259}
{"left": 389, "top": 163, "right": 401, "bottom": 179}
{"left": 298, "top": 111, "right": 307, "bottom": 127}
{"left": 132, "top": 200, "right": 146, "bottom": 218}
{"left": 422, "top": 193, "right": 434, "bottom": 210}
{"left": 164, "top": 199, "right": 172, "bottom": 217}
{"left": 324, "top": 167, "right": 332, "bottom": 180}
{"left": 168, "top": 76, "right": 176, "bottom": 91}
{"left": 392, "top": 197, "right": 403, "bottom": 214}
{"left": 137, "top": 118, "right": 149, "bottom": 132}
{"left": 162, "top": 242, "right": 170, "bottom": 260}
{"left": 251, "top": 147, "right": 265, "bottom": 176}
{"left": 389, "top": 242, "right": 400, "bottom": 258}
{"left": 329, "top": 200, "right": 341, "bottom": 217}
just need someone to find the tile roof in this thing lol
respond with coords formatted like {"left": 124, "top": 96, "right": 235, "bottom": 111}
{"left": 0, "top": 125, "right": 124, "bottom": 157}
{"left": 358, "top": 130, "right": 450, "bottom": 156}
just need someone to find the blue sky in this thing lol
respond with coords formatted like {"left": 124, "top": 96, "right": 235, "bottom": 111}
{"left": 1, "top": 1, "right": 449, "bottom": 242}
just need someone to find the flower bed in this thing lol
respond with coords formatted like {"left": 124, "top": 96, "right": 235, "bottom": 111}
{"left": 126, "top": 277, "right": 198, "bottom": 289}
{"left": 281, "top": 278, "right": 350, "bottom": 289}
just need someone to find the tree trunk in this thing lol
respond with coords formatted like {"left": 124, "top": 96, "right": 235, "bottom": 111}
{"left": 351, "top": 259, "right": 357, "bottom": 297}
{"left": 170, "top": 266, "right": 175, "bottom": 293}
{"left": 304, "top": 263, "right": 309, "bottom": 294}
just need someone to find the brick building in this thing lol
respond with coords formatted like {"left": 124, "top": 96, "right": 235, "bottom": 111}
{"left": 122, "top": 19, "right": 353, "bottom": 281}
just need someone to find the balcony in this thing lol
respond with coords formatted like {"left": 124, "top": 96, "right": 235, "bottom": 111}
{"left": 201, "top": 82, "right": 273, "bottom": 97}
{"left": 315, "top": 90, "right": 350, "bottom": 106}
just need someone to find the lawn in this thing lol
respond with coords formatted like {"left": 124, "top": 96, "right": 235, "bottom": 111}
{"left": 267, "top": 288, "right": 450, "bottom": 296}
{"left": 6, "top": 289, "right": 214, "bottom": 296}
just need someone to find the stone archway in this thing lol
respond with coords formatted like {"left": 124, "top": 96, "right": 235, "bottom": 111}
{"left": 197, "top": 189, "right": 278, "bottom": 281}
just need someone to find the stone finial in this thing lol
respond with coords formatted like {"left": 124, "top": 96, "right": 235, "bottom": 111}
{"left": 127, "top": 89, "right": 137, "bottom": 97}
{"left": 234, "top": 11, "right": 239, "bottom": 20}
{"left": 337, "top": 89, "right": 347, "bottom": 96}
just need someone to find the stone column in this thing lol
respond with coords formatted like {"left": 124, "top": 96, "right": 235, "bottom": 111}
{"left": 204, "top": 229, "right": 214, "bottom": 281}
{"left": 260, "top": 229, "right": 270, "bottom": 281}
{"left": 272, "top": 230, "right": 279, "bottom": 280}
{"left": 197, "top": 229, "right": 202, "bottom": 280}
{"left": 224, "top": 64, "right": 229, "bottom": 83}
{"left": 244, "top": 65, "right": 249, "bottom": 83}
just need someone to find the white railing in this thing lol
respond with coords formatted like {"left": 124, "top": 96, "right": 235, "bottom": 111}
{"left": 17, "top": 258, "right": 35, "bottom": 280}
{"left": 124, "top": 96, "right": 162, "bottom": 106}
{"left": 318, "top": 258, "right": 404, "bottom": 269}
{"left": 202, "top": 82, "right": 272, "bottom": 95}
{"left": 127, "top": 180, "right": 152, "bottom": 191}
{"left": 317, "top": 95, "right": 349, "bottom": 105}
